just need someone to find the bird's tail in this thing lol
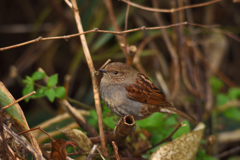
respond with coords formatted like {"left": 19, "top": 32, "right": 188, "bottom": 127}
{"left": 160, "top": 107, "right": 198, "bottom": 123}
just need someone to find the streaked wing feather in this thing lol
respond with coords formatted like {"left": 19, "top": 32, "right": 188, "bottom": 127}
{"left": 126, "top": 73, "right": 172, "bottom": 106}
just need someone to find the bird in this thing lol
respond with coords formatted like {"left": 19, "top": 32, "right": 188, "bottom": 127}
{"left": 98, "top": 62, "right": 197, "bottom": 122}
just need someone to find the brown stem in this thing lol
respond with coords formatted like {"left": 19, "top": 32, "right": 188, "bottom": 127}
{"left": 103, "top": 0, "right": 131, "bottom": 65}
{"left": 69, "top": 0, "right": 108, "bottom": 156}
{"left": 152, "top": 0, "right": 180, "bottom": 100}
{"left": 112, "top": 141, "right": 121, "bottom": 160}
{"left": 3, "top": 123, "right": 45, "bottom": 160}
{"left": 114, "top": 115, "right": 135, "bottom": 147}
{"left": 0, "top": 106, "right": 14, "bottom": 159}
{"left": 140, "top": 123, "right": 183, "bottom": 154}
{"left": 120, "top": 0, "right": 221, "bottom": 13}
{"left": 3, "top": 91, "right": 36, "bottom": 110}
{"left": 0, "top": 23, "right": 217, "bottom": 52}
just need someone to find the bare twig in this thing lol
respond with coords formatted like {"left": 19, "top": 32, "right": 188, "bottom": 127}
{"left": 152, "top": 0, "right": 179, "bottom": 100}
{"left": 120, "top": 0, "right": 221, "bottom": 13}
{"left": 104, "top": 0, "right": 131, "bottom": 65}
{"left": 3, "top": 123, "right": 45, "bottom": 160}
{"left": 86, "top": 144, "right": 98, "bottom": 160}
{"left": 140, "top": 123, "right": 183, "bottom": 154}
{"left": 133, "top": 35, "right": 161, "bottom": 76}
{"left": 64, "top": 0, "right": 72, "bottom": 8}
{"left": 94, "top": 59, "right": 111, "bottom": 76}
{"left": 0, "top": 22, "right": 218, "bottom": 52}
{"left": 112, "top": 141, "right": 121, "bottom": 160}
{"left": 3, "top": 91, "right": 36, "bottom": 110}
{"left": 0, "top": 105, "right": 14, "bottom": 159}
{"left": 69, "top": 0, "right": 108, "bottom": 156}
{"left": 17, "top": 127, "right": 55, "bottom": 142}
{"left": 187, "top": 41, "right": 237, "bottom": 87}
{"left": 215, "top": 146, "right": 240, "bottom": 159}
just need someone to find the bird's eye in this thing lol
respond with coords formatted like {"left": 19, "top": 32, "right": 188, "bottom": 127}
{"left": 114, "top": 71, "right": 118, "bottom": 75}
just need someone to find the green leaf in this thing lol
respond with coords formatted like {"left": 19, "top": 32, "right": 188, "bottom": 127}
{"left": 172, "top": 120, "right": 190, "bottom": 140}
{"left": 23, "top": 76, "right": 33, "bottom": 85}
{"left": 209, "top": 76, "right": 223, "bottom": 94}
{"left": 196, "top": 149, "right": 219, "bottom": 160}
{"left": 223, "top": 108, "right": 240, "bottom": 122}
{"left": 22, "top": 84, "right": 34, "bottom": 102}
{"left": 103, "top": 117, "right": 116, "bottom": 130}
{"left": 34, "top": 87, "right": 46, "bottom": 98}
{"left": 136, "top": 113, "right": 164, "bottom": 133}
{"left": 47, "top": 74, "right": 58, "bottom": 87}
{"left": 102, "top": 102, "right": 112, "bottom": 115}
{"left": 88, "top": 110, "right": 98, "bottom": 127}
{"left": 55, "top": 86, "right": 66, "bottom": 99}
{"left": 44, "top": 88, "right": 55, "bottom": 102}
{"left": 149, "top": 134, "right": 164, "bottom": 145}
{"left": 31, "top": 71, "right": 46, "bottom": 81}
{"left": 228, "top": 88, "right": 240, "bottom": 99}
{"left": 165, "top": 115, "right": 178, "bottom": 125}
{"left": 217, "top": 94, "right": 229, "bottom": 106}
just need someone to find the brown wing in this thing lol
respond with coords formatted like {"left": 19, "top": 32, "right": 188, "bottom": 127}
{"left": 126, "top": 73, "right": 172, "bottom": 106}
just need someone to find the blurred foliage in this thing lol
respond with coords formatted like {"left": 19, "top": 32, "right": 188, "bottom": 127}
{"left": 1, "top": 0, "right": 240, "bottom": 159}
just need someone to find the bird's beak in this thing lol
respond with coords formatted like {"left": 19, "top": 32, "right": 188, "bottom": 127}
{"left": 98, "top": 69, "right": 107, "bottom": 73}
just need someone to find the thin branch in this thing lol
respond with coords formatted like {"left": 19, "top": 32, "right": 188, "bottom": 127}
{"left": 140, "top": 123, "right": 183, "bottom": 154}
{"left": 120, "top": 0, "right": 221, "bottom": 13}
{"left": 215, "top": 146, "right": 240, "bottom": 159}
{"left": 0, "top": 106, "right": 14, "bottom": 159}
{"left": 3, "top": 123, "right": 45, "bottom": 160}
{"left": 152, "top": 0, "right": 179, "bottom": 100}
{"left": 94, "top": 59, "right": 111, "bottom": 76}
{"left": 187, "top": 41, "right": 237, "bottom": 87}
{"left": 3, "top": 91, "right": 36, "bottom": 110}
{"left": 112, "top": 141, "right": 121, "bottom": 160}
{"left": 69, "top": 0, "right": 108, "bottom": 156}
{"left": 104, "top": 0, "right": 131, "bottom": 65}
{"left": 0, "top": 22, "right": 218, "bottom": 52}
{"left": 86, "top": 144, "right": 98, "bottom": 160}
{"left": 64, "top": 0, "right": 72, "bottom": 8}
{"left": 124, "top": 3, "right": 131, "bottom": 64}
{"left": 17, "top": 127, "right": 55, "bottom": 142}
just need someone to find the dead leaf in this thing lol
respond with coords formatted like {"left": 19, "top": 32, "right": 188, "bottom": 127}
{"left": 0, "top": 81, "right": 42, "bottom": 155}
{"left": 62, "top": 129, "right": 93, "bottom": 152}
{"left": 50, "top": 139, "right": 68, "bottom": 160}
{"left": 150, "top": 123, "right": 205, "bottom": 160}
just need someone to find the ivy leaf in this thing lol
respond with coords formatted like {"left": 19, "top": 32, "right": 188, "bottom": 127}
{"left": 47, "top": 74, "right": 58, "bottom": 87}
{"left": 22, "top": 84, "right": 34, "bottom": 102}
{"left": 55, "top": 86, "right": 66, "bottom": 99}
{"left": 31, "top": 71, "right": 46, "bottom": 81}
{"left": 45, "top": 88, "right": 56, "bottom": 102}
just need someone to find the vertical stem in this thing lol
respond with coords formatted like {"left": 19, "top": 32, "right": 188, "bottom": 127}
{"left": 152, "top": 0, "right": 180, "bottom": 100}
{"left": 70, "top": 0, "right": 108, "bottom": 156}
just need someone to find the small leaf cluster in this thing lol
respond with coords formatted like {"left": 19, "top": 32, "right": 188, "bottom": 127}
{"left": 22, "top": 71, "right": 66, "bottom": 102}
{"left": 210, "top": 76, "right": 240, "bottom": 122}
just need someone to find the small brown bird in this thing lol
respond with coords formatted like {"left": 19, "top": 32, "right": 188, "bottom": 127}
{"left": 98, "top": 62, "right": 197, "bottom": 122}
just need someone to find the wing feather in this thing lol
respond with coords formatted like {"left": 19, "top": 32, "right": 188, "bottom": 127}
{"left": 126, "top": 73, "right": 172, "bottom": 106}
